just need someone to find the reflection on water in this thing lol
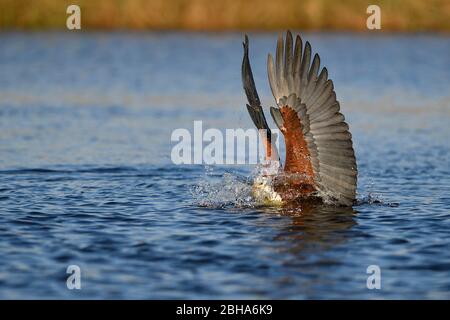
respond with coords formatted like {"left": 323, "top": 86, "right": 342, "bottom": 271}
{"left": 192, "top": 171, "right": 358, "bottom": 253}
{"left": 0, "top": 32, "right": 449, "bottom": 299}
{"left": 268, "top": 202, "right": 357, "bottom": 254}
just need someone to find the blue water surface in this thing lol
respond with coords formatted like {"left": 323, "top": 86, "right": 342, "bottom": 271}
{"left": 0, "top": 32, "right": 449, "bottom": 299}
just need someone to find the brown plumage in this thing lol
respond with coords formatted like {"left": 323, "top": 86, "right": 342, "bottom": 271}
{"left": 242, "top": 31, "right": 357, "bottom": 206}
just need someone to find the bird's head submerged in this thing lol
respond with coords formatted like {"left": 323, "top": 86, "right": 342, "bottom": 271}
{"left": 252, "top": 161, "right": 283, "bottom": 205}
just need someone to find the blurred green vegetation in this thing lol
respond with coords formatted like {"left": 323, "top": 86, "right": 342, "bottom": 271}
{"left": 0, "top": 0, "right": 449, "bottom": 31}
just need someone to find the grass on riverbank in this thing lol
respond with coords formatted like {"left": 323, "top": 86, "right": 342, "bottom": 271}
{"left": 1, "top": 0, "right": 449, "bottom": 32}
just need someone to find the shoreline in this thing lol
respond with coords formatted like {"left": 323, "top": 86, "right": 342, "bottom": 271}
{"left": 1, "top": 0, "right": 449, "bottom": 32}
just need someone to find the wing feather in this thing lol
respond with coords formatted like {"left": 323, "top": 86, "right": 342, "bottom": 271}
{"left": 267, "top": 31, "right": 357, "bottom": 205}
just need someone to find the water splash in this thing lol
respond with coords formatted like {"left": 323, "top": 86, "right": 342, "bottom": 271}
{"left": 190, "top": 169, "right": 256, "bottom": 209}
{"left": 190, "top": 162, "right": 283, "bottom": 208}
{"left": 191, "top": 166, "right": 399, "bottom": 208}
{"left": 355, "top": 192, "right": 399, "bottom": 207}
{"left": 355, "top": 180, "right": 399, "bottom": 207}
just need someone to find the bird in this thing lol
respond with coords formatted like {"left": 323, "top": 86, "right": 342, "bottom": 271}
{"left": 242, "top": 31, "right": 357, "bottom": 206}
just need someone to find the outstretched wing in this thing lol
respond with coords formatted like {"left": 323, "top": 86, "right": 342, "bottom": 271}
{"left": 242, "top": 35, "right": 279, "bottom": 163}
{"left": 268, "top": 31, "right": 357, "bottom": 206}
